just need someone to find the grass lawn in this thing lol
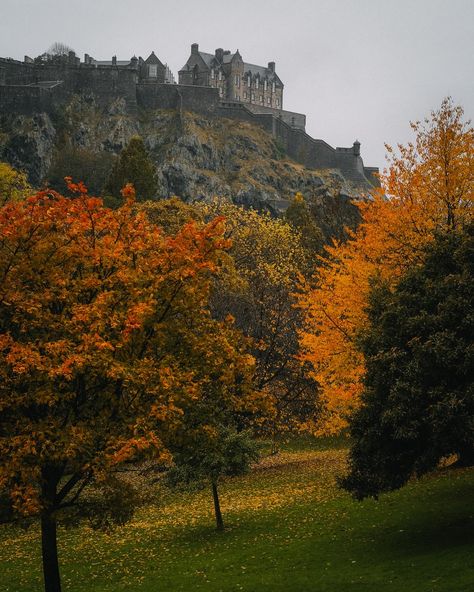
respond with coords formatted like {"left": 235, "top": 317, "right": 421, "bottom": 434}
{"left": 1, "top": 438, "right": 473, "bottom": 591}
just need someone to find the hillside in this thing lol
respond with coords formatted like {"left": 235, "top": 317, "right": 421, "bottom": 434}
{"left": 0, "top": 97, "right": 373, "bottom": 238}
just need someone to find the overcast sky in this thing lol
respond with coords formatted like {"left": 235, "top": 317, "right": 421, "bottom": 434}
{"left": 1, "top": 0, "right": 473, "bottom": 169}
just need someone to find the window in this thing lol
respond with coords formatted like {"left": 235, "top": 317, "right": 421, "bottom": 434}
{"left": 251, "top": 92, "right": 255, "bottom": 101}
{"left": 276, "top": 98, "right": 280, "bottom": 107}
{"left": 234, "top": 74, "right": 240, "bottom": 87}
{"left": 264, "top": 79, "right": 267, "bottom": 91}
{"left": 243, "top": 91, "right": 247, "bottom": 99}
{"left": 148, "top": 64, "right": 157, "bottom": 78}
{"left": 255, "top": 78, "right": 259, "bottom": 89}
{"left": 235, "top": 93, "right": 239, "bottom": 100}
{"left": 247, "top": 74, "right": 251, "bottom": 86}
{"left": 260, "top": 95, "right": 264, "bottom": 104}
{"left": 267, "top": 97, "right": 271, "bottom": 105}
{"left": 219, "top": 88, "right": 224, "bottom": 97}
{"left": 211, "top": 68, "right": 215, "bottom": 79}
{"left": 272, "top": 81, "right": 276, "bottom": 93}
{"left": 218, "top": 71, "right": 222, "bottom": 81}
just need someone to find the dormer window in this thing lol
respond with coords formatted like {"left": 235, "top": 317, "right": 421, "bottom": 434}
{"left": 148, "top": 64, "right": 157, "bottom": 78}
{"left": 247, "top": 74, "right": 251, "bottom": 86}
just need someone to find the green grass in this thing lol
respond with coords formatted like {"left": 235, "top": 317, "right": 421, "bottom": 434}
{"left": 1, "top": 438, "right": 474, "bottom": 591}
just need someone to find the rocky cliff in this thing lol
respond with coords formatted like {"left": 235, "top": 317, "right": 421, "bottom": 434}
{"left": 0, "top": 97, "right": 374, "bottom": 239}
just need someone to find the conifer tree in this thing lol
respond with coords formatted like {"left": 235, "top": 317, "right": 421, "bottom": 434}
{"left": 105, "top": 136, "right": 158, "bottom": 202}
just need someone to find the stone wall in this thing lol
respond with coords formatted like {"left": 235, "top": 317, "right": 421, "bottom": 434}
{"left": 137, "top": 83, "right": 219, "bottom": 114}
{"left": 0, "top": 58, "right": 138, "bottom": 111}
{"left": 245, "top": 103, "right": 306, "bottom": 130}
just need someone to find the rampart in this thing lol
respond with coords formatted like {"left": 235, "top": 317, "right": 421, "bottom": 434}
{"left": 0, "top": 57, "right": 378, "bottom": 186}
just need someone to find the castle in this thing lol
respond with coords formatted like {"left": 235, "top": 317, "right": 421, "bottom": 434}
{"left": 0, "top": 44, "right": 378, "bottom": 186}
{"left": 179, "top": 44, "right": 284, "bottom": 110}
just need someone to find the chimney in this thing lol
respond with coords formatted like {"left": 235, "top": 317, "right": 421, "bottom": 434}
{"left": 130, "top": 56, "right": 138, "bottom": 69}
{"left": 353, "top": 140, "right": 361, "bottom": 156}
{"left": 191, "top": 43, "right": 199, "bottom": 55}
{"left": 215, "top": 48, "right": 224, "bottom": 62}
{"left": 112, "top": 55, "right": 117, "bottom": 66}
{"left": 68, "top": 50, "right": 76, "bottom": 64}
{"left": 268, "top": 61, "right": 275, "bottom": 73}
{"left": 84, "top": 53, "right": 89, "bottom": 64}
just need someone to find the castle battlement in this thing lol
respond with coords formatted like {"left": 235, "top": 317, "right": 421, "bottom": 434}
{"left": 0, "top": 47, "right": 379, "bottom": 187}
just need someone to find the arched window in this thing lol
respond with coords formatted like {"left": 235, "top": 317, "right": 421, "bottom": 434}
{"left": 211, "top": 68, "right": 215, "bottom": 79}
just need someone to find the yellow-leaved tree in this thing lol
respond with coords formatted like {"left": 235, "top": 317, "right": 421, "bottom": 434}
{"left": 298, "top": 98, "right": 474, "bottom": 434}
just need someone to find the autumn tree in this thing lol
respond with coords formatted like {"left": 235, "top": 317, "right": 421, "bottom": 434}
{"left": 0, "top": 180, "right": 236, "bottom": 592}
{"left": 342, "top": 223, "right": 474, "bottom": 499}
{"left": 299, "top": 98, "right": 474, "bottom": 434}
{"left": 195, "top": 201, "right": 320, "bottom": 443}
{"left": 105, "top": 136, "right": 158, "bottom": 203}
{"left": 0, "top": 162, "right": 31, "bottom": 206}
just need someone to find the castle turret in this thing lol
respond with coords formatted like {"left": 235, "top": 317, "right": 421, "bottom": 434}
{"left": 353, "top": 140, "right": 361, "bottom": 156}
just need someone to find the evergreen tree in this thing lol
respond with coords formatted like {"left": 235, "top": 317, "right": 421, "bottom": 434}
{"left": 105, "top": 136, "right": 158, "bottom": 202}
{"left": 342, "top": 224, "right": 474, "bottom": 500}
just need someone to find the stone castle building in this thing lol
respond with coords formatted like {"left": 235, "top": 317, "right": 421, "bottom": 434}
{"left": 179, "top": 44, "right": 283, "bottom": 110}
{"left": 0, "top": 44, "right": 378, "bottom": 187}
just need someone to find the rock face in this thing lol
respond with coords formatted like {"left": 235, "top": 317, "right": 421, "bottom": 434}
{"left": 0, "top": 97, "right": 371, "bottom": 238}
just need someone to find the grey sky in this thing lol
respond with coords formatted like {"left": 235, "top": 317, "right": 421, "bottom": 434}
{"left": 1, "top": 0, "right": 473, "bottom": 169}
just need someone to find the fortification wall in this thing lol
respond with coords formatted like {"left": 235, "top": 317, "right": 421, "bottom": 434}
{"left": 0, "top": 60, "right": 378, "bottom": 185}
{"left": 137, "top": 83, "right": 219, "bottom": 114}
{"left": 0, "top": 59, "right": 138, "bottom": 111}
{"left": 245, "top": 103, "right": 306, "bottom": 130}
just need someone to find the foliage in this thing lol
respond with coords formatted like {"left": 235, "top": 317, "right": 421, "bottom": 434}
{"left": 342, "top": 224, "right": 474, "bottom": 499}
{"left": 47, "top": 147, "right": 114, "bottom": 197}
{"left": 0, "top": 180, "right": 238, "bottom": 590}
{"left": 47, "top": 42, "right": 75, "bottom": 57}
{"left": 105, "top": 136, "right": 158, "bottom": 202}
{"left": 285, "top": 192, "right": 324, "bottom": 258}
{"left": 196, "top": 200, "right": 320, "bottom": 440}
{"left": 299, "top": 98, "right": 474, "bottom": 434}
{"left": 0, "top": 162, "right": 31, "bottom": 206}
{"left": 167, "top": 428, "right": 260, "bottom": 530}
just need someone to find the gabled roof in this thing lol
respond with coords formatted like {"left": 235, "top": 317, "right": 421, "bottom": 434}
{"left": 198, "top": 51, "right": 214, "bottom": 68}
{"left": 145, "top": 51, "right": 164, "bottom": 66}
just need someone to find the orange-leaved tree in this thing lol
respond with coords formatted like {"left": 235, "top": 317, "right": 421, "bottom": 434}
{"left": 0, "top": 179, "right": 238, "bottom": 592}
{"left": 298, "top": 98, "right": 474, "bottom": 434}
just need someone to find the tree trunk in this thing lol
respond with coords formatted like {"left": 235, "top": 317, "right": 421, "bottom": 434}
{"left": 41, "top": 511, "right": 61, "bottom": 592}
{"left": 211, "top": 481, "right": 224, "bottom": 531}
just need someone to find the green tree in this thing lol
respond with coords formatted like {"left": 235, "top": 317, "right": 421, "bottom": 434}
{"left": 47, "top": 147, "right": 114, "bottom": 196}
{"left": 285, "top": 192, "right": 324, "bottom": 259}
{"left": 342, "top": 223, "right": 474, "bottom": 500}
{"left": 167, "top": 429, "right": 260, "bottom": 531}
{"left": 105, "top": 136, "right": 158, "bottom": 202}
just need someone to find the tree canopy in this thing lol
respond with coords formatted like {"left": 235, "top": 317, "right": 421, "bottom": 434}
{"left": 342, "top": 223, "right": 474, "bottom": 499}
{"left": 298, "top": 98, "right": 474, "bottom": 434}
{"left": 0, "top": 179, "right": 245, "bottom": 591}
